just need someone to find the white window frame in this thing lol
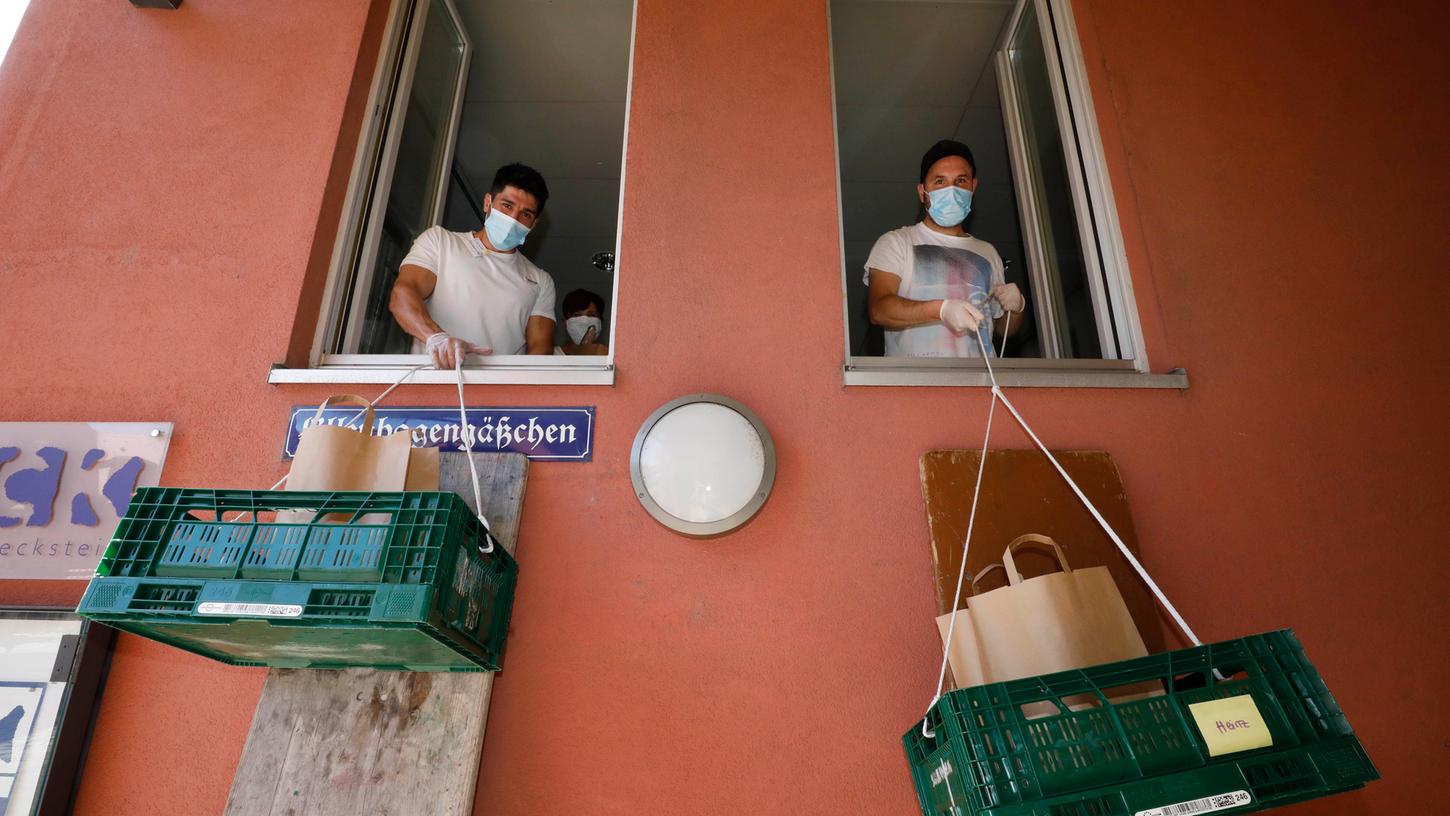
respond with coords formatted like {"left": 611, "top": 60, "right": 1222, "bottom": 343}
{"left": 338, "top": 0, "right": 471, "bottom": 357}
{"left": 271, "top": 0, "right": 639, "bottom": 386}
{"left": 830, "top": 0, "right": 1185, "bottom": 389}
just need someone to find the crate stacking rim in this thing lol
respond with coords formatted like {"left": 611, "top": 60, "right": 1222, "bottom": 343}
{"left": 903, "top": 630, "right": 1377, "bottom": 816}
{"left": 77, "top": 488, "right": 517, "bottom": 672}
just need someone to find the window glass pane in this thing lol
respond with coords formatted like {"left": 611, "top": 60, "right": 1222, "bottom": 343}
{"left": 1004, "top": 0, "right": 1101, "bottom": 358}
{"left": 368, "top": 0, "right": 469, "bottom": 354}
{"left": 0, "top": 613, "right": 82, "bottom": 815}
{"left": 340, "top": 0, "right": 468, "bottom": 354}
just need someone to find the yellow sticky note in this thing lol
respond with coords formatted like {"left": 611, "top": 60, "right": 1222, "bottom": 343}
{"left": 1188, "top": 695, "right": 1274, "bottom": 757}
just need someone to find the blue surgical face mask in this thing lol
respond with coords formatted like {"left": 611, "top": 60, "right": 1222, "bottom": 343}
{"left": 483, "top": 207, "right": 531, "bottom": 251}
{"left": 926, "top": 185, "right": 973, "bottom": 228}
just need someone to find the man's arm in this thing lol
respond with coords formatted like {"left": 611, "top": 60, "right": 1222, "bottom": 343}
{"left": 867, "top": 269, "right": 944, "bottom": 330}
{"left": 989, "top": 281, "right": 1026, "bottom": 339}
{"left": 389, "top": 264, "right": 442, "bottom": 341}
{"left": 992, "top": 307, "right": 1027, "bottom": 339}
{"left": 525, "top": 316, "right": 556, "bottom": 355}
{"left": 391, "top": 263, "right": 482, "bottom": 368}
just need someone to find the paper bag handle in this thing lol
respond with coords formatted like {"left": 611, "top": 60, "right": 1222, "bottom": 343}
{"left": 1001, "top": 533, "right": 1070, "bottom": 585}
{"left": 313, "top": 394, "right": 377, "bottom": 434}
{"left": 968, "top": 563, "right": 1009, "bottom": 596}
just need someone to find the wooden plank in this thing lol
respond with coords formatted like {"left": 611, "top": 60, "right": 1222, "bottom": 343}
{"left": 920, "top": 450, "right": 1167, "bottom": 655}
{"left": 225, "top": 452, "right": 528, "bottom": 816}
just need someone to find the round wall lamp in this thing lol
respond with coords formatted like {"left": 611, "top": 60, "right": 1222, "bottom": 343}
{"left": 629, "top": 394, "right": 776, "bottom": 537}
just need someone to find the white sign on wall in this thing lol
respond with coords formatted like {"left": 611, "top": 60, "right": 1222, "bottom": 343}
{"left": 0, "top": 615, "right": 85, "bottom": 815}
{"left": 0, "top": 422, "right": 172, "bottom": 580}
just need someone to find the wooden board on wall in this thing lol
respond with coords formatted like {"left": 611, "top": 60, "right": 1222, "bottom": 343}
{"left": 921, "top": 449, "right": 1167, "bottom": 654}
{"left": 224, "top": 452, "right": 527, "bottom": 816}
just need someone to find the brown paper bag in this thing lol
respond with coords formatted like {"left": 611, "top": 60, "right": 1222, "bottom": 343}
{"left": 283, "top": 396, "right": 438, "bottom": 524}
{"left": 405, "top": 446, "right": 440, "bottom": 491}
{"left": 935, "top": 534, "right": 1154, "bottom": 713}
{"left": 287, "top": 395, "right": 413, "bottom": 493}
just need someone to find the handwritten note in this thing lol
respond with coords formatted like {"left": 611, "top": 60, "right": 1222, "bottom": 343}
{"left": 1188, "top": 695, "right": 1273, "bottom": 757}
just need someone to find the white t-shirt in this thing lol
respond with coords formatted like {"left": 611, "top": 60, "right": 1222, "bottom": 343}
{"left": 864, "top": 222, "right": 1006, "bottom": 358}
{"left": 401, "top": 226, "right": 556, "bottom": 355}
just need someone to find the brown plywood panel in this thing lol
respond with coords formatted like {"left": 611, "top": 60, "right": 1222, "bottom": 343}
{"left": 225, "top": 452, "right": 527, "bottom": 816}
{"left": 921, "top": 449, "right": 1166, "bottom": 654}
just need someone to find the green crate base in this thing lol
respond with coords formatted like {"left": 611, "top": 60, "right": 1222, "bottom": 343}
{"left": 78, "top": 489, "right": 516, "bottom": 672}
{"left": 78, "top": 575, "right": 508, "bottom": 671}
{"left": 915, "top": 736, "right": 1374, "bottom": 816}
{"left": 101, "top": 619, "right": 484, "bottom": 672}
{"left": 904, "top": 631, "right": 1378, "bottom": 816}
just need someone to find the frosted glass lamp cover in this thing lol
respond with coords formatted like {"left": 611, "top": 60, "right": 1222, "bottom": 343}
{"left": 629, "top": 394, "right": 776, "bottom": 536}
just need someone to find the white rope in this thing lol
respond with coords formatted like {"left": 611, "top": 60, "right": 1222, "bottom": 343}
{"left": 237, "top": 364, "right": 428, "bottom": 520}
{"left": 455, "top": 355, "right": 494, "bottom": 553}
{"left": 251, "top": 360, "right": 494, "bottom": 552}
{"left": 923, "top": 311, "right": 1008, "bottom": 738}
{"left": 923, "top": 306, "right": 1207, "bottom": 736}
{"left": 990, "top": 387, "right": 1201, "bottom": 646}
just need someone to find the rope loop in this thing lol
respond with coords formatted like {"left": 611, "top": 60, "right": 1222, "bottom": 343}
{"left": 923, "top": 306, "right": 1206, "bottom": 733}
{"left": 252, "top": 361, "right": 499, "bottom": 558}
{"left": 455, "top": 355, "right": 495, "bottom": 554}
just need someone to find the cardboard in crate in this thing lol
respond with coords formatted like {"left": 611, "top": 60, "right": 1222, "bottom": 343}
{"left": 77, "top": 488, "right": 517, "bottom": 672}
{"left": 903, "top": 630, "right": 1377, "bottom": 816}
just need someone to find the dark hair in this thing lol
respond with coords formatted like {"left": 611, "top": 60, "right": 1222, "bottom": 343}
{"left": 919, "top": 139, "right": 976, "bottom": 183}
{"left": 561, "top": 288, "right": 605, "bottom": 318}
{"left": 489, "top": 163, "right": 549, "bottom": 211}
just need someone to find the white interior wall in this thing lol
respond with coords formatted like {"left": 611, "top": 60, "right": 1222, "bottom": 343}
{"left": 446, "top": 0, "right": 633, "bottom": 341}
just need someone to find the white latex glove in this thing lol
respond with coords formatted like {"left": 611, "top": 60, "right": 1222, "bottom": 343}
{"left": 990, "top": 282, "right": 1025, "bottom": 314}
{"left": 425, "top": 332, "right": 492, "bottom": 369}
{"left": 939, "top": 299, "right": 985, "bottom": 334}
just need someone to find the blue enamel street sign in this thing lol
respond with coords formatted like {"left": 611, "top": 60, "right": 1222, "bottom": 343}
{"left": 284, "top": 406, "right": 594, "bottom": 462}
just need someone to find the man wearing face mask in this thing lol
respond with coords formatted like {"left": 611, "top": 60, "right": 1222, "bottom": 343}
{"left": 865, "top": 140, "right": 1025, "bottom": 357}
{"left": 389, "top": 163, "right": 558, "bottom": 367}
{"left": 554, "top": 288, "right": 608, "bottom": 355}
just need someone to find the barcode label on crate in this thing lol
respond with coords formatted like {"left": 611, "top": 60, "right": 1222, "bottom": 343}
{"left": 1136, "top": 791, "right": 1251, "bottom": 816}
{"left": 196, "top": 602, "right": 304, "bottom": 618}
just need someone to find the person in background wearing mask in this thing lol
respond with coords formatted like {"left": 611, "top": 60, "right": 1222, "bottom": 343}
{"left": 389, "top": 163, "right": 558, "bottom": 367}
{"left": 555, "top": 288, "right": 608, "bottom": 355}
{"left": 865, "top": 140, "right": 1025, "bottom": 357}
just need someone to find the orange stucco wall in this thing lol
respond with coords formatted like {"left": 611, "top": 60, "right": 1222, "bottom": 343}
{"left": 2, "top": 0, "right": 1446, "bottom": 814}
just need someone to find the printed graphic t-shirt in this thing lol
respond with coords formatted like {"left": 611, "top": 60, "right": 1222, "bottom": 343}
{"left": 401, "top": 226, "right": 557, "bottom": 355}
{"left": 863, "top": 222, "right": 1006, "bottom": 357}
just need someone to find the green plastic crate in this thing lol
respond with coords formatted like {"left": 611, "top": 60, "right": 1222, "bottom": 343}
{"left": 77, "top": 488, "right": 517, "bottom": 672}
{"left": 903, "top": 631, "right": 1377, "bottom": 816}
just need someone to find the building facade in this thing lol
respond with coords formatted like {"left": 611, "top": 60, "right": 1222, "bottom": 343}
{"left": 1, "top": 0, "right": 1446, "bottom": 813}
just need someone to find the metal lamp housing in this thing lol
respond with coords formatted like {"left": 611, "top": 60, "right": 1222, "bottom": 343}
{"left": 629, "top": 394, "right": 776, "bottom": 537}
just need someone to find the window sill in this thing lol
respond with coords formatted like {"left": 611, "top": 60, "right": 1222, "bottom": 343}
{"left": 269, "top": 355, "right": 615, "bottom": 386}
{"left": 842, "top": 357, "right": 1188, "bottom": 389}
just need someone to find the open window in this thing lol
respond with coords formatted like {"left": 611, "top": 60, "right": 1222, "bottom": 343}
{"left": 276, "top": 0, "right": 636, "bottom": 385}
{"left": 830, "top": 0, "right": 1181, "bottom": 387}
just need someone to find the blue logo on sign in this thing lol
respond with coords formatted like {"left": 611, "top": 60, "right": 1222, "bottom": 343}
{"left": 284, "top": 407, "right": 594, "bottom": 462}
{"left": 0, "top": 447, "right": 145, "bottom": 528}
